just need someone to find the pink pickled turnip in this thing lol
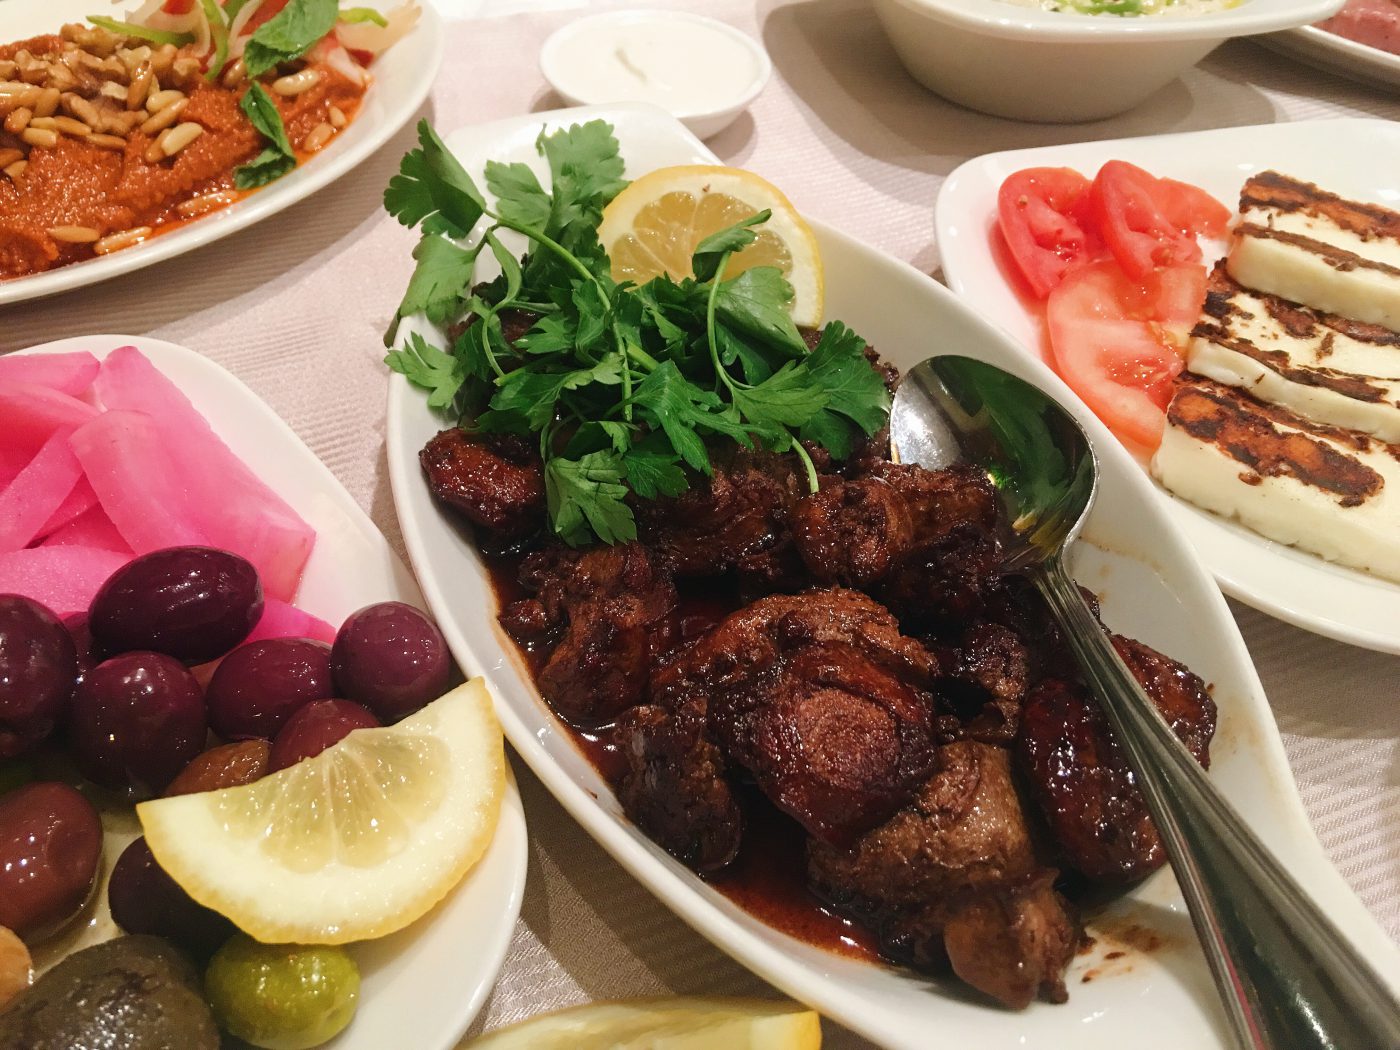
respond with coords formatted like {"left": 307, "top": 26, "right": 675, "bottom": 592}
{"left": 33, "top": 477, "right": 99, "bottom": 540}
{"left": 0, "top": 352, "right": 99, "bottom": 396}
{"left": 0, "top": 383, "right": 98, "bottom": 459}
{"left": 94, "top": 347, "right": 314, "bottom": 601}
{"left": 0, "top": 545, "right": 128, "bottom": 616}
{"left": 41, "top": 504, "right": 132, "bottom": 555}
{"left": 69, "top": 410, "right": 210, "bottom": 554}
{"left": 244, "top": 599, "right": 337, "bottom": 646}
{"left": 0, "top": 430, "right": 84, "bottom": 553}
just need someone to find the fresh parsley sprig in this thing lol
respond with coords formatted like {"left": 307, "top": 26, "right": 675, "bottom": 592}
{"left": 383, "top": 119, "right": 890, "bottom": 546}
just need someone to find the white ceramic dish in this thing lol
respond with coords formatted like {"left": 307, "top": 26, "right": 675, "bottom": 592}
{"left": 871, "top": 0, "right": 1345, "bottom": 121}
{"left": 1260, "top": 23, "right": 1400, "bottom": 90}
{"left": 0, "top": 0, "right": 443, "bottom": 307}
{"left": 539, "top": 10, "right": 770, "bottom": 140}
{"left": 385, "top": 103, "right": 1400, "bottom": 1050}
{"left": 936, "top": 117, "right": 1400, "bottom": 656}
{"left": 12, "top": 335, "right": 528, "bottom": 1050}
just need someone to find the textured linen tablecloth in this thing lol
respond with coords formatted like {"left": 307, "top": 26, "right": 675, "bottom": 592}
{"left": 4, "top": 2, "right": 1400, "bottom": 1044}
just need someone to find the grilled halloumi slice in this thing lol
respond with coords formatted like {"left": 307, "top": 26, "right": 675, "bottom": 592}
{"left": 1227, "top": 171, "right": 1400, "bottom": 330}
{"left": 1151, "top": 375, "right": 1400, "bottom": 583}
{"left": 1188, "top": 264, "right": 1400, "bottom": 443}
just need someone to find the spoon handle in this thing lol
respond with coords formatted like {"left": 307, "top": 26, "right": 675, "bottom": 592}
{"left": 1035, "top": 555, "right": 1400, "bottom": 1050}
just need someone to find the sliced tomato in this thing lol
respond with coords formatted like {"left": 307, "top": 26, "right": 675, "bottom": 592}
{"left": 161, "top": 0, "right": 196, "bottom": 12}
{"left": 1090, "top": 160, "right": 1202, "bottom": 280}
{"left": 1045, "top": 259, "right": 1206, "bottom": 450}
{"left": 996, "top": 167, "right": 1099, "bottom": 299}
{"left": 244, "top": 0, "right": 292, "bottom": 32}
{"left": 1155, "top": 177, "right": 1231, "bottom": 239}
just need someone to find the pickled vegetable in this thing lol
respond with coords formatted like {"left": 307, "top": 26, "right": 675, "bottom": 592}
{"left": 89, "top": 546, "right": 263, "bottom": 664}
{"left": 69, "top": 652, "right": 207, "bottom": 795}
{"left": 204, "top": 935, "right": 360, "bottom": 1050}
{"left": 205, "top": 638, "right": 333, "bottom": 741}
{"left": 109, "top": 837, "right": 234, "bottom": 962}
{"left": 269, "top": 700, "right": 379, "bottom": 771}
{"left": 0, "top": 595, "right": 77, "bottom": 758}
{"left": 0, "top": 782, "right": 102, "bottom": 941}
{"left": 331, "top": 602, "right": 452, "bottom": 722}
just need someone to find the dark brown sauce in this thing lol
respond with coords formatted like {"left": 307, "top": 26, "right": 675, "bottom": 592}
{"left": 482, "top": 549, "right": 883, "bottom": 965}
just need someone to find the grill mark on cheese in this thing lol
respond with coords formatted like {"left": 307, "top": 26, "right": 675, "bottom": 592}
{"left": 1166, "top": 378, "right": 1384, "bottom": 506}
{"left": 1240, "top": 171, "right": 1400, "bottom": 241}
{"left": 1235, "top": 222, "right": 1400, "bottom": 280}
{"left": 1202, "top": 265, "right": 1400, "bottom": 348}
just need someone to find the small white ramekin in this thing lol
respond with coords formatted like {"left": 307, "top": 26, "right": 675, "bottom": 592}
{"left": 871, "top": 0, "right": 1347, "bottom": 122}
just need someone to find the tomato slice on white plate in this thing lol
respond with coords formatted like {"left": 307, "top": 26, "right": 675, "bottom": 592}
{"left": 1045, "top": 259, "right": 1204, "bottom": 450}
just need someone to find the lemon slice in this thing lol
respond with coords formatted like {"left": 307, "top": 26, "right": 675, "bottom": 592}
{"left": 137, "top": 679, "right": 504, "bottom": 945}
{"left": 599, "top": 165, "right": 825, "bottom": 327}
{"left": 465, "top": 998, "right": 823, "bottom": 1050}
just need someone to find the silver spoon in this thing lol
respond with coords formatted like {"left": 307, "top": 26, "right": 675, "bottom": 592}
{"left": 891, "top": 354, "right": 1400, "bottom": 1049}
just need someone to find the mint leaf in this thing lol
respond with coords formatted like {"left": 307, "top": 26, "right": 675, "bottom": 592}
{"left": 233, "top": 84, "right": 295, "bottom": 189}
{"left": 242, "top": 0, "right": 338, "bottom": 77}
{"left": 384, "top": 121, "right": 485, "bottom": 239}
{"left": 485, "top": 161, "right": 551, "bottom": 230}
{"left": 545, "top": 452, "right": 636, "bottom": 546}
{"left": 692, "top": 210, "right": 769, "bottom": 282}
{"left": 714, "top": 267, "right": 807, "bottom": 357}
{"left": 385, "top": 333, "right": 465, "bottom": 410}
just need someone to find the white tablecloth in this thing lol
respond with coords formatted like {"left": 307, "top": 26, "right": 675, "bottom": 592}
{"left": 3, "top": 3, "right": 1398, "bottom": 1044}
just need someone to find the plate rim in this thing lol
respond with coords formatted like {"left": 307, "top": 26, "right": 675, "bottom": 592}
{"left": 383, "top": 104, "right": 1400, "bottom": 1049}
{"left": 935, "top": 116, "right": 1400, "bottom": 655}
{"left": 0, "top": 2, "right": 445, "bottom": 308}
{"left": 8, "top": 332, "right": 528, "bottom": 1050}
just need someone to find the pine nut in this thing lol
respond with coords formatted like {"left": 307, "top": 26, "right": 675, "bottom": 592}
{"left": 143, "top": 138, "right": 164, "bottom": 163}
{"left": 63, "top": 93, "right": 102, "bottom": 128}
{"left": 127, "top": 62, "right": 152, "bottom": 110}
{"left": 94, "top": 226, "right": 151, "bottom": 254}
{"left": 302, "top": 122, "right": 334, "bottom": 152}
{"left": 99, "top": 82, "right": 129, "bottom": 102}
{"left": 3, "top": 160, "right": 26, "bottom": 180}
{"left": 34, "top": 87, "right": 60, "bottom": 118}
{"left": 0, "top": 81, "right": 29, "bottom": 97}
{"left": 139, "top": 97, "right": 186, "bottom": 135}
{"left": 87, "top": 133, "right": 126, "bottom": 150}
{"left": 160, "top": 121, "right": 202, "bottom": 156}
{"left": 177, "top": 190, "right": 239, "bottom": 218}
{"left": 51, "top": 115, "right": 90, "bottom": 137}
{"left": 0, "top": 62, "right": 15, "bottom": 80}
{"left": 327, "top": 104, "right": 347, "bottom": 129}
{"left": 103, "top": 110, "right": 142, "bottom": 135}
{"left": 151, "top": 44, "right": 177, "bottom": 78}
{"left": 171, "top": 56, "right": 201, "bottom": 83}
{"left": 146, "top": 89, "right": 184, "bottom": 113}
{"left": 26, "top": 117, "right": 57, "bottom": 130}
{"left": 4, "top": 107, "right": 31, "bottom": 134}
{"left": 21, "top": 127, "right": 57, "bottom": 148}
{"left": 220, "top": 57, "right": 245, "bottom": 88}
{"left": 0, "top": 148, "right": 21, "bottom": 168}
{"left": 48, "top": 225, "right": 100, "bottom": 243}
{"left": 272, "top": 69, "right": 321, "bottom": 96}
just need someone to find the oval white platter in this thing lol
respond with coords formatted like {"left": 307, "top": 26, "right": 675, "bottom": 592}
{"left": 1260, "top": 24, "right": 1400, "bottom": 91}
{"left": 11, "top": 334, "right": 527, "bottom": 1050}
{"left": 0, "top": 0, "right": 443, "bottom": 307}
{"left": 936, "top": 117, "right": 1400, "bottom": 655}
{"left": 384, "top": 104, "right": 1400, "bottom": 1049}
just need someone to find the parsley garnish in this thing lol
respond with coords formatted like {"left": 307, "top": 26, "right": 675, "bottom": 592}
{"left": 233, "top": 84, "right": 297, "bottom": 189}
{"left": 383, "top": 119, "right": 890, "bottom": 546}
{"left": 242, "top": 0, "right": 339, "bottom": 78}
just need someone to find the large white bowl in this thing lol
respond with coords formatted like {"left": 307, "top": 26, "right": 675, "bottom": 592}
{"left": 385, "top": 103, "right": 1400, "bottom": 1050}
{"left": 870, "top": 0, "right": 1346, "bottom": 122}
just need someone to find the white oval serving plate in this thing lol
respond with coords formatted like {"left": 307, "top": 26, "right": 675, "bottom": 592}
{"left": 0, "top": 0, "right": 443, "bottom": 307}
{"left": 936, "top": 117, "right": 1400, "bottom": 655}
{"left": 1260, "top": 24, "right": 1400, "bottom": 91}
{"left": 384, "top": 104, "right": 1400, "bottom": 1050}
{"left": 11, "top": 334, "right": 527, "bottom": 1050}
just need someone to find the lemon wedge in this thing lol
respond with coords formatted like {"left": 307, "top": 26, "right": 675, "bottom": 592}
{"left": 137, "top": 679, "right": 504, "bottom": 945}
{"left": 465, "top": 998, "right": 823, "bottom": 1050}
{"left": 599, "top": 165, "right": 824, "bottom": 327}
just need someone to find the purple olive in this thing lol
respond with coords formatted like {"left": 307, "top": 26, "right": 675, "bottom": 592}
{"left": 331, "top": 602, "right": 452, "bottom": 722}
{"left": 61, "top": 613, "right": 100, "bottom": 683}
{"left": 205, "top": 639, "right": 333, "bottom": 741}
{"left": 269, "top": 700, "right": 380, "bottom": 772}
{"left": 69, "top": 653, "right": 207, "bottom": 796}
{"left": 89, "top": 547, "right": 263, "bottom": 664}
{"left": 109, "top": 837, "right": 233, "bottom": 961}
{"left": 0, "top": 595, "right": 78, "bottom": 759}
{"left": 0, "top": 782, "right": 102, "bottom": 942}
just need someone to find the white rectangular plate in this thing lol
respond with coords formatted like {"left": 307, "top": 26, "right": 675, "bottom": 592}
{"left": 937, "top": 117, "right": 1400, "bottom": 655}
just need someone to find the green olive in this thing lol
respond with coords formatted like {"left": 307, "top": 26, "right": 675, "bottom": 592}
{"left": 204, "top": 935, "right": 359, "bottom": 1050}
